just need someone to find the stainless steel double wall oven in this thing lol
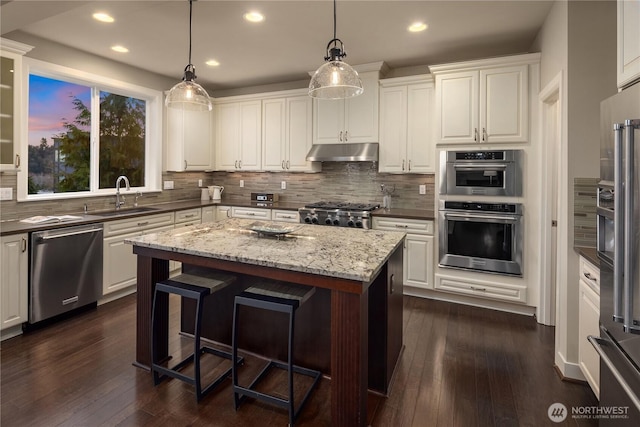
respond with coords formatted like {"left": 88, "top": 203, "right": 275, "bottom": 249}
{"left": 438, "top": 149, "right": 524, "bottom": 276}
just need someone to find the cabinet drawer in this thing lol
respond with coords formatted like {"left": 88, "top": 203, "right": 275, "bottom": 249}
{"left": 272, "top": 209, "right": 300, "bottom": 223}
{"left": 175, "top": 208, "right": 201, "bottom": 224}
{"left": 579, "top": 256, "right": 600, "bottom": 295}
{"left": 103, "top": 212, "right": 175, "bottom": 237}
{"left": 232, "top": 207, "right": 271, "bottom": 220}
{"left": 435, "top": 274, "right": 527, "bottom": 304}
{"left": 373, "top": 217, "right": 434, "bottom": 235}
{"left": 217, "top": 206, "right": 232, "bottom": 219}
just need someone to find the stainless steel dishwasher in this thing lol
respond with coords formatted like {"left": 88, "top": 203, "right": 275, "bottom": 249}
{"left": 30, "top": 223, "right": 103, "bottom": 323}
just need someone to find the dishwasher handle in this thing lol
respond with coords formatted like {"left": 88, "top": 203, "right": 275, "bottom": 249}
{"left": 36, "top": 227, "right": 103, "bottom": 242}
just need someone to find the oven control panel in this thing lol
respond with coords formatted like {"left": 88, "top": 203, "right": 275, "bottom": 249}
{"left": 442, "top": 201, "right": 520, "bottom": 213}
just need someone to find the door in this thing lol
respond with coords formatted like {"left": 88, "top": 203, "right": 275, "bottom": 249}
{"left": 262, "top": 98, "right": 286, "bottom": 170}
{"left": 313, "top": 98, "right": 344, "bottom": 144}
{"left": 238, "top": 101, "right": 261, "bottom": 170}
{"left": 617, "top": 0, "right": 640, "bottom": 88}
{"left": 406, "top": 82, "right": 435, "bottom": 172}
{"left": 404, "top": 234, "right": 433, "bottom": 289}
{"left": 183, "top": 109, "right": 213, "bottom": 170}
{"left": 0, "top": 234, "right": 27, "bottom": 329}
{"left": 286, "top": 96, "right": 313, "bottom": 171}
{"left": 215, "top": 103, "right": 240, "bottom": 170}
{"left": 344, "top": 73, "right": 379, "bottom": 143}
{"left": 378, "top": 86, "right": 407, "bottom": 172}
{"left": 436, "top": 70, "right": 478, "bottom": 144}
{"left": 480, "top": 65, "right": 528, "bottom": 143}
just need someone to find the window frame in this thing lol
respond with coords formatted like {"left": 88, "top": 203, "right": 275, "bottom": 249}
{"left": 18, "top": 57, "right": 162, "bottom": 201}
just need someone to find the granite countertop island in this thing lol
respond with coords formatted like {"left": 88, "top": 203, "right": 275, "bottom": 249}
{"left": 126, "top": 218, "right": 405, "bottom": 283}
{"left": 126, "top": 218, "right": 406, "bottom": 427}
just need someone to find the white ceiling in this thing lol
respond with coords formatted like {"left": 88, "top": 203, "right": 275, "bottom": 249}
{"left": 1, "top": 0, "right": 554, "bottom": 91}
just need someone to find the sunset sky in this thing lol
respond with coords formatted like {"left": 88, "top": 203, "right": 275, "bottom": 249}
{"left": 28, "top": 74, "right": 91, "bottom": 147}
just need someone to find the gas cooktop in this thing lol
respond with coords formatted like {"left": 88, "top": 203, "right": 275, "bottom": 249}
{"left": 299, "top": 201, "right": 380, "bottom": 228}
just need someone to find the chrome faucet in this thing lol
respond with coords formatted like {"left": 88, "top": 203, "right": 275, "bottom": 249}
{"left": 115, "top": 175, "right": 130, "bottom": 209}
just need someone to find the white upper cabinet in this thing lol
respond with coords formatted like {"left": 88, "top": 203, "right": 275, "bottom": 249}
{"left": 262, "top": 93, "right": 320, "bottom": 172}
{"left": 313, "top": 70, "right": 380, "bottom": 144}
{"left": 166, "top": 107, "right": 213, "bottom": 171}
{"left": 379, "top": 75, "right": 435, "bottom": 173}
{"left": 618, "top": 0, "right": 640, "bottom": 88}
{"left": 1, "top": 39, "right": 32, "bottom": 171}
{"left": 215, "top": 100, "right": 262, "bottom": 171}
{"left": 431, "top": 54, "right": 538, "bottom": 145}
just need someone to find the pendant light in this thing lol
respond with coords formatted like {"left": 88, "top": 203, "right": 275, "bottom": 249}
{"left": 165, "top": 0, "right": 212, "bottom": 111}
{"left": 308, "top": 0, "right": 363, "bottom": 99}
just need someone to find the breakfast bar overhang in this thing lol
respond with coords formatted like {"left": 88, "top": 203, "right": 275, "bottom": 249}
{"left": 126, "top": 218, "right": 405, "bottom": 427}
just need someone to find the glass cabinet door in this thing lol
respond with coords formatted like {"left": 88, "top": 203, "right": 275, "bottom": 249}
{"left": 0, "top": 55, "right": 15, "bottom": 168}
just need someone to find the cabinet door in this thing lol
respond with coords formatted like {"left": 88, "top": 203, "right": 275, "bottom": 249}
{"left": 406, "top": 82, "right": 435, "bottom": 173}
{"left": 404, "top": 234, "right": 433, "bottom": 289}
{"left": 344, "top": 73, "right": 379, "bottom": 143}
{"left": 436, "top": 71, "right": 478, "bottom": 144}
{"left": 202, "top": 206, "right": 215, "bottom": 223}
{"left": 166, "top": 108, "right": 213, "bottom": 171}
{"left": 262, "top": 98, "right": 287, "bottom": 171}
{"left": 480, "top": 65, "right": 528, "bottom": 143}
{"left": 1, "top": 234, "right": 28, "bottom": 330}
{"left": 618, "top": 0, "right": 640, "bottom": 88}
{"left": 378, "top": 86, "right": 408, "bottom": 173}
{"left": 313, "top": 98, "right": 344, "bottom": 144}
{"left": 579, "top": 279, "right": 600, "bottom": 398}
{"left": 103, "top": 230, "right": 141, "bottom": 295}
{"left": 215, "top": 103, "right": 240, "bottom": 170}
{"left": 286, "top": 96, "right": 314, "bottom": 171}
{"left": 238, "top": 101, "right": 262, "bottom": 170}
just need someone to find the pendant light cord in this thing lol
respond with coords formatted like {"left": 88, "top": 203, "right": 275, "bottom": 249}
{"left": 333, "top": 0, "right": 337, "bottom": 41}
{"left": 188, "top": 0, "right": 193, "bottom": 66}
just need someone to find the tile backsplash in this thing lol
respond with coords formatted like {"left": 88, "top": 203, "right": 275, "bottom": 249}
{"left": 574, "top": 177, "right": 598, "bottom": 248}
{"left": 0, "top": 163, "right": 434, "bottom": 222}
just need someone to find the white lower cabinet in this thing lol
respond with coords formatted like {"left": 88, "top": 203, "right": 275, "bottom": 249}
{"left": 579, "top": 256, "right": 600, "bottom": 398}
{"left": 1, "top": 233, "right": 28, "bottom": 333}
{"left": 202, "top": 206, "right": 215, "bottom": 223}
{"left": 231, "top": 206, "right": 272, "bottom": 220}
{"left": 271, "top": 209, "right": 300, "bottom": 223}
{"left": 373, "top": 217, "right": 434, "bottom": 289}
{"left": 171, "top": 208, "right": 203, "bottom": 272}
{"left": 102, "top": 213, "right": 175, "bottom": 296}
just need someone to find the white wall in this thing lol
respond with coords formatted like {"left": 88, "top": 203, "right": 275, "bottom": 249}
{"left": 531, "top": 0, "right": 616, "bottom": 379}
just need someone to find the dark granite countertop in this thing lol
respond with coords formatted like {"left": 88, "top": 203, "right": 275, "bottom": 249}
{"left": 0, "top": 197, "right": 436, "bottom": 236}
{"left": 575, "top": 246, "right": 600, "bottom": 268}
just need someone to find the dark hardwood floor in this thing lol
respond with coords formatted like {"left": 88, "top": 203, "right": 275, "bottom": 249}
{"left": 1, "top": 294, "right": 597, "bottom": 426}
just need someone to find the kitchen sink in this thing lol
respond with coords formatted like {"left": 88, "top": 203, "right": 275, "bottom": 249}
{"left": 93, "top": 207, "right": 159, "bottom": 217}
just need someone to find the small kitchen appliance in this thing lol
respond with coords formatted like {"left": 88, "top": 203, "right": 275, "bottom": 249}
{"left": 251, "top": 193, "right": 279, "bottom": 203}
{"left": 298, "top": 201, "right": 379, "bottom": 229}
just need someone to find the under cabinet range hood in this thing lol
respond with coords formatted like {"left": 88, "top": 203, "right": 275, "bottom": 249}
{"left": 306, "top": 143, "right": 379, "bottom": 162}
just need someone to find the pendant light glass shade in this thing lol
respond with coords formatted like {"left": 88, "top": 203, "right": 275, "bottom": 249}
{"left": 309, "top": 59, "right": 363, "bottom": 99}
{"left": 166, "top": 0, "right": 212, "bottom": 111}
{"left": 309, "top": 0, "right": 363, "bottom": 100}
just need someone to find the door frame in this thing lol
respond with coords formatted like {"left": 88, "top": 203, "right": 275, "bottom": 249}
{"left": 538, "top": 72, "right": 563, "bottom": 326}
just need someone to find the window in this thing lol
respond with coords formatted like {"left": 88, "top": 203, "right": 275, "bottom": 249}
{"left": 19, "top": 58, "right": 162, "bottom": 201}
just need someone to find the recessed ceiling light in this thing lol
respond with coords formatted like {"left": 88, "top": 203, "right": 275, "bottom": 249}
{"left": 243, "top": 11, "right": 264, "bottom": 23}
{"left": 93, "top": 12, "right": 114, "bottom": 23}
{"left": 408, "top": 22, "right": 428, "bottom": 33}
{"left": 111, "top": 45, "right": 129, "bottom": 53}
{"left": 206, "top": 59, "right": 220, "bottom": 67}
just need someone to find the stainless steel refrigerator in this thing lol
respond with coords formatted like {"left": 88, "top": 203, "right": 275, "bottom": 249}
{"left": 594, "top": 81, "right": 640, "bottom": 425}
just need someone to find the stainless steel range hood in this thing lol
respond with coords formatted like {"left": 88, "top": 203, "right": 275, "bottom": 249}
{"left": 305, "top": 143, "right": 379, "bottom": 162}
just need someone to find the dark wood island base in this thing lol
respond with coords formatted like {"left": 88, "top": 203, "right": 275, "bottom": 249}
{"left": 132, "top": 244, "right": 403, "bottom": 427}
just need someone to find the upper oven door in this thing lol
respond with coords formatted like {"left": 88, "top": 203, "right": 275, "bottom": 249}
{"left": 439, "top": 150, "right": 523, "bottom": 197}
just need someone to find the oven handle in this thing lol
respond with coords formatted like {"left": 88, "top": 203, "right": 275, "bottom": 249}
{"left": 443, "top": 212, "right": 519, "bottom": 223}
{"left": 452, "top": 163, "right": 508, "bottom": 171}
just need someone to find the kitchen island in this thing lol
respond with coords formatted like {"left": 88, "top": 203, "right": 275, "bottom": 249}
{"left": 126, "top": 218, "right": 405, "bottom": 426}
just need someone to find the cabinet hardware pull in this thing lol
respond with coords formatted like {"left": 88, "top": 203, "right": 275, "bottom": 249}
{"left": 286, "top": 160, "right": 290, "bottom": 169}
{"left": 395, "top": 224, "right": 409, "bottom": 228}
{"left": 390, "top": 274, "right": 395, "bottom": 294}
{"left": 474, "top": 128, "right": 478, "bottom": 142}
{"left": 247, "top": 212, "right": 255, "bottom": 216}
{"left": 282, "top": 160, "right": 285, "bottom": 169}
{"left": 408, "top": 160, "right": 411, "bottom": 171}
{"left": 583, "top": 271, "right": 598, "bottom": 283}
{"left": 402, "top": 159, "right": 405, "bottom": 171}
{"left": 15, "top": 154, "right": 20, "bottom": 168}
{"left": 339, "top": 131, "right": 343, "bottom": 142}
{"left": 470, "top": 286, "right": 487, "bottom": 292}
{"left": 238, "top": 160, "right": 242, "bottom": 169}
{"left": 137, "top": 221, "right": 149, "bottom": 226}
{"left": 482, "top": 127, "right": 487, "bottom": 142}
{"left": 21, "top": 237, "right": 27, "bottom": 252}
{"left": 184, "top": 160, "right": 187, "bottom": 170}
{"left": 235, "top": 160, "right": 238, "bottom": 169}
{"left": 184, "top": 214, "right": 194, "bottom": 218}
{"left": 344, "top": 131, "right": 348, "bottom": 142}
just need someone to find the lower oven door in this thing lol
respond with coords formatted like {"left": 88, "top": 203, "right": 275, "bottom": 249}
{"left": 438, "top": 209, "right": 523, "bottom": 276}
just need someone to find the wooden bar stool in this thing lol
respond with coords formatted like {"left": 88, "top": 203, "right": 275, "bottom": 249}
{"left": 151, "top": 270, "right": 242, "bottom": 402}
{"left": 232, "top": 280, "right": 321, "bottom": 426}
